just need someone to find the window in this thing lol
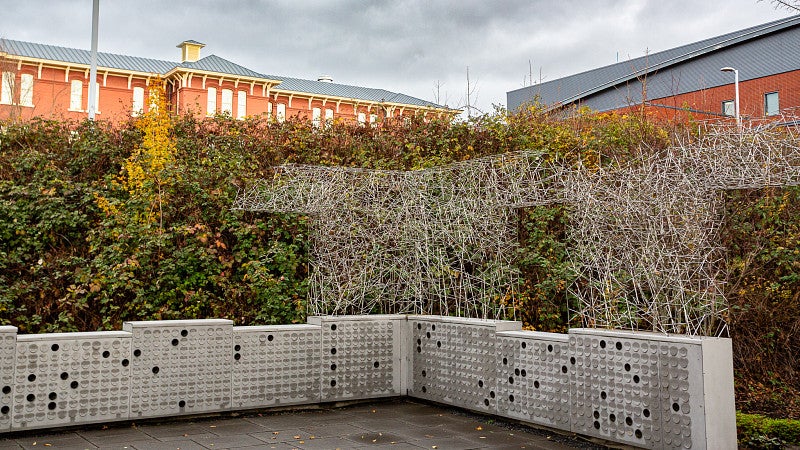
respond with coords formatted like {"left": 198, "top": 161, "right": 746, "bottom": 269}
{"left": 765, "top": 92, "right": 779, "bottom": 116}
{"left": 70, "top": 80, "right": 83, "bottom": 111}
{"left": 722, "top": 100, "right": 734, "bottom": 117}
{"left": 357, "top": 112, "right": 366, "bottom": 125}
{"left": 207, "top": 87, "right": 217, "bottom": 115}
{"left": 312, "top": 107, "right": 321, "bottom": 127}
{"left": 325, "top": 108, "right": 333, "bottom": 124}
{"left": 370, "top": 113, "right": 378, "bottom": 126}
{"left": 221, "top": 89, "right": 233, "bottom": 115}
{"left": 276, "top": 103, "right": 286, "bottom": 123}
{"left": 237, "top": 91, "right": 246, "bottom": 119}
{"left": 268, "top": 102, "right": 273, "bottom": 120}
{"left": 1, "top": 72, "right": 13, "bottom": 105}
{"left": 19, "top": 74, "right": 33, "bottom": 107}
{"left": 132, "top": 87, "right": 145, "bottom": 116}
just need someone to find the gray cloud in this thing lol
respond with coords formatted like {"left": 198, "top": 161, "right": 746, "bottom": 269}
{"left": 0, "top": 1, "right": 792, "bottom": 115}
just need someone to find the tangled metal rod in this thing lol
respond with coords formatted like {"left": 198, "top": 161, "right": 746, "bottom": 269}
{"left": 234, "top": 125, "right": 800, "bottom": 336}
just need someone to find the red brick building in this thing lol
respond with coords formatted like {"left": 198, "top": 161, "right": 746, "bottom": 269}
{"left": 0, "top": 39, "right": 453, "bottom": 124}
{"left": 507, "top": 15, "right": 800, "bottom": 124}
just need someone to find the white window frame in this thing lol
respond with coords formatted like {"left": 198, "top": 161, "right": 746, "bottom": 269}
{"left": 236, "top": 90, "right": 246, "bottom": 119}
{"left": 325, "top": 108, "right": 333, "bottom": 125}
{"left": 132, "top": 86, "right": 145, "bottom": 116}
{"left": 19, "top": 74, "right": 33, "bottom": 107}
{"left": 207, "top": 87, "right": 217, "bottom": 116}
{"left": 312, "top": 107, "right": 321, "bottom": 127}
{"left": 722, "top": 100, "right": 734, "bottom": 117}
{"left": 69, "top": 80, "right": 83, "bottom": 111}
{"left": 369, "top": 113, "right": 378, "bottom": 127}
{"left": 221, "top": 89, "right": 233, "bottom": 115}
{"left": 357, "top": 112, "right": 366, "bottom": 125}
{"left": 765, "top": 91, "right": 779, "bottom": 116}
{"left": 1, "top": 72, "right": 14, "bottom": 105}
{"left": 276, "top": 103, "right": 286, "bottom": 123}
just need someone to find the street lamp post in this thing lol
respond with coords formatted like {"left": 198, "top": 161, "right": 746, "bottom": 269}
{"left": 720, "top": 67, "right": 740, "bottom": 130}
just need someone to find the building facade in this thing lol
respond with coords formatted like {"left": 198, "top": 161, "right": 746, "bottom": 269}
{"left": 507, "top": 15, "right": 800, "bottom": 123}
{"left": 0, "top": 39, "right": 451, "bottom": 124}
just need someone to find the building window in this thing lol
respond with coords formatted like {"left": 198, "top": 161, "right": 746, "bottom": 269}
{"left": 312, "top": 107, "right": 321, "bottom": 127}
{"left": 369, "top": 113, "right": 378, "bottom": 128}
{"left": 70, "top": 80, "right": 83, "bottom": 111}
{"left": 765, "top": 92, "right": 779, "bottom": 116}
{"left": 132, "top": 86, "right": 145, "bottom": 116}
{"left": 325, "top": 108, "right": 333, "bottom": 124}
{"left": 19, "top": 74, "right": 33, "bottom": 107}
{"left": 722, "top": 100, "right": 734, "bottom": 117}
{"left": 221, "top": 89, "right": 233, "bottom": 115}
{"left": 357, "top": 112, "right": 366, "bottom": 125}
{"left": 1, "top": 72, "right": 14, "bottom": 105}
{"left": 268, "top": 102, "right": 273, "bottom": 120}
{"left": 207, "top": 87, "right": 217, "bottom": 115}
{"left": 276, "top": 103, "right": 286, "bottom": 123}
{"left": 237, "top": 91, "right": 246, "bottom": 119}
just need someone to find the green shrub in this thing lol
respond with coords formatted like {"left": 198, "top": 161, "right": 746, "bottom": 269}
{"left": 738, "top": 412, "right": 800, "bottom": 448}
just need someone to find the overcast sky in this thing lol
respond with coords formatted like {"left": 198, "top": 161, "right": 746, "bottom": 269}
{"left": 0, "top": 1, "right": 794, "bottom": 115}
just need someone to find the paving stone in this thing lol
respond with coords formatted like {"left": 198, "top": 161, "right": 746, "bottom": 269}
{"left": 13, "top": 432, "right": 99, "bottom": 450}
{"left": 191, "top": 433, "right": 266, "bottom": 449}
{"left": 130, "top": 439, "right": 208, "bottom": 450}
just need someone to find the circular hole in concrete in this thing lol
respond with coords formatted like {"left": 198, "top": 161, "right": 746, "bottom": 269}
{"left": 593, "top": 421, "right": 600, "bottom": 430}
{"left": 561, "top": 365, "right": 568, "bottom": 374}
{"left": 234, "top": 353, "right": 241, "bottom": 360}
{"left": 521, "top": 369, "right": 527, "bottom": 377}
{"left": 70, "top": 381, "right": 79, "bottom": 389}
{"left": 26, "top": 394, "right": 35, "bottom": 402}
{"left": 616, "top": 342, "right": 623, "bottom": 350}
{"left": 49, "top": 392, "right": 57, "bottom": 400}
{"left": 633, "top": 375, "right": 640, "bottom": 384}
{"left": 547, "top": 344, "right": 553, "bottom": 352}
{"left": 179, "top": 400, "right": 186, "bottom": 408}
{"left": 27, "top": 374, "right": 35, "bottom": 382}
{"left": 374, "top": 361, "right": 380, "bottom": 369}
{"left": 48, "top": 402, "right": 56, "bottom": 410}
{"left": 268, "top": 335, "right": 274, "bottom": 342}
{"left": 102, "top": 350, "right": 110, "bottom": 358}
{"left": 181, "top": 329, "right": 188, "bottom": 337}
{"left": 626, "top": 416, "right": 633, "bottom": 426}
{"left": 330, "top": 379, "right": 337, "bottom": 387}
{"left": 60, "top": 372, "right": 68, "bottom": 380}
{"left": 152, "top": 366, "right": 160, "bottom": 375}
{"left": 593, "top": 410, "right": 600, "bottom": 419}
{"left": 672, "top": 402, "right": 680, "bottom": 412}
{"left": 331, "top": 324, "right": 337, "bottom": 331}
{"left": 171, "top": 339, "right": 179, "bottom": 347}
{"left": 331, "top": 363, "right": 337, "bottom": 371}
{"left": 2, "top": 386, "right": 10, "bottom": 394}
{"left": 133, "top": 349, "right": 141, "bottom": 357}
{"left": 643, "top": 408, "right": 650, "bottom": 418}
{"left": 51, "top": 344, "right": 59, "bottom": 352}
{"left": 601, "top": 391, "right": 607, "bottom": 400}
{"left": 624, "top": 363, "right": 631, "bottom": 372}
{"left": 521, "top": 342, "right": 526, "bottom": 349}
{"left": 534, "top": 381, "right": 540, "bottom": 389}
{"left": 635, "top": 429, "right": 642, "bottom": 439}
{"left": 509, "top": 394, "right": 514, "bottom": 402}
{"left": 0, "top": 406, "right": 8, "bottom": 415}
{"left": 234, "top": 345, "right": 241, "bottom": 351}
{"left": 122, "top": 359, "right": 129, "bottom": 367}
{"left": 610, "top": 413, "right": 616, "bottom": 422}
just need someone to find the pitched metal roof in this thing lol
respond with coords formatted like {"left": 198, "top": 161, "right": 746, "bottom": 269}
{"left": 178, "top": 55, "right": 264, "bottom": 78}
{"left": 267, "top": 75, "right": 442, "bottom": 107}
{"left": 0, "top": 39, "right": 176, "bottom": 74}
{"left": 0, "top": 38, "right": 445, "bottom": 109}
{"left": 507, "top": 14, "right": 800, "bottom": 112}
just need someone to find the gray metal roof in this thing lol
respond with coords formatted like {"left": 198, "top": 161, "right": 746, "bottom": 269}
{"left": 507, "top": 14, "right": 800, "bottom": 112}
{"left": 0, "top": 39, "right": 176, "bottom": 74}
{"left": 0, "top": 38, "right": 444, "bottom": 109}
{"left": 179, "top": 55, "right": 265, "bottom": 79}
{"left": 267, "top": 75, "right": 442, "bottom": 107}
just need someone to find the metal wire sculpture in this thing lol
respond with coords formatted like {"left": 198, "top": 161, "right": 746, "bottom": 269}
{"left": 234, "top": 125, "right": 800, "bottom": 336}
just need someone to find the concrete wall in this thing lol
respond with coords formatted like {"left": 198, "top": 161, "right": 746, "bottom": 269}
{"left": 0, "top": 316, "right": 735, "bottom": 449}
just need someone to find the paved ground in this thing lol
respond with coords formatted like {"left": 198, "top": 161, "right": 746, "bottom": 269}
{"left": 0, "top": 399, "right": 608, "bottom": 450}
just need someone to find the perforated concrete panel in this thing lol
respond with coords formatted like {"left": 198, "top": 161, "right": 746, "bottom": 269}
{"left": 495, "top": 331, "right": 571, "bottom": 429}
{"left": 308, "top": 315, "right": 405, "bottom": 401}
{"left": 124, "top": 319, "right": 233, "bottom": 418}
{"left": 231, "top": 325, "right": 321, "bottom": 408}
{"left": 11, "top": 331, "right": 131, "bottom": 430}
{"left": 409, "top": 316, "right": 521, "bottom": 413}
{"left": 569, "top": 329, "right": 736, "bottom": 450}
{"left": 0, "top": 326, "right": 17, "bottom": 431}
{"left": 569, "top": 330, "right": 663, "bottom": 449}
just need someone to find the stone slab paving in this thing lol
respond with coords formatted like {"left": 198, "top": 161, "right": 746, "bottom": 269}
{"left": 0, "top": 399, "right": 609, "bottom": 450}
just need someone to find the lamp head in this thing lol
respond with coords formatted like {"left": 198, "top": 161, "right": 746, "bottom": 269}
{"left": 720, "top": 67, "right": 736, "bottom": 73}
